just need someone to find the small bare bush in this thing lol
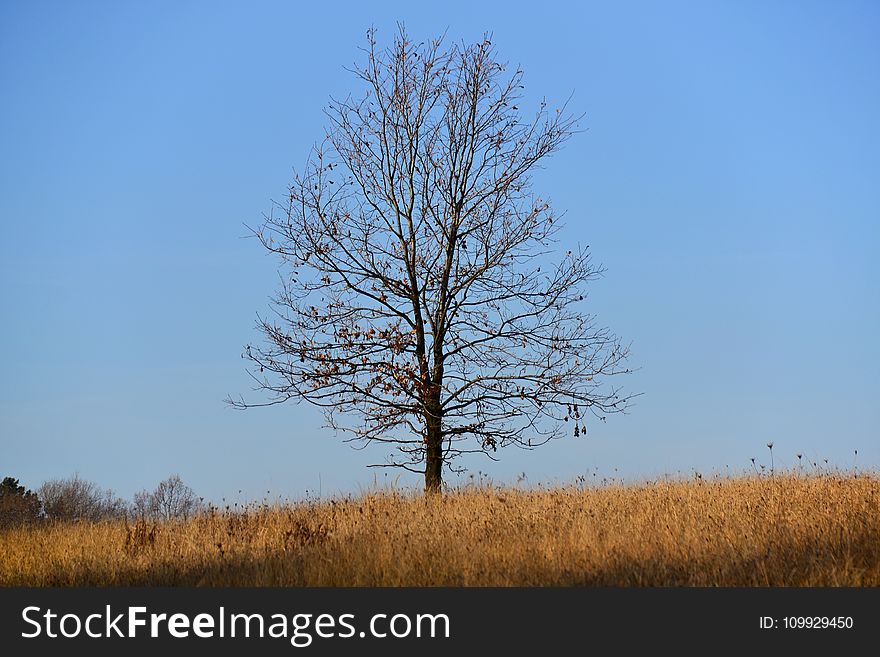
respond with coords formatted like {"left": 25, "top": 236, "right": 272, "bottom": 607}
{"left": 38, "top": 474, "right": 127, "bottom": 522}
{"left": 132, "top": 475, "right": 201, "bottom": 521}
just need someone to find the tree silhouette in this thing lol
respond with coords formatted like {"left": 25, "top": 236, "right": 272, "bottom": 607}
{"left": 232, "top": 27, "right": 632, "bottom": 492}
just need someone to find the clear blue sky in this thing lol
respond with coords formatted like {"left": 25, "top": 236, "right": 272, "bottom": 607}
{"left": 2, "top": 0, "right": 877, "bottom": 502}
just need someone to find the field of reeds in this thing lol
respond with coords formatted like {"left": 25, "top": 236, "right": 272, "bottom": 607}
{"left": 1, "top": 473, "right": 878, "bottom": 586}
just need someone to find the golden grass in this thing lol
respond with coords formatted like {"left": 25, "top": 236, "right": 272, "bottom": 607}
{"left": 1, "top": 473, "right": 878, "bottom": 586}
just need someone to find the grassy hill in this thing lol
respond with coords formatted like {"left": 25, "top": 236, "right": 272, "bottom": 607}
{"left": 2, "top": 473, "right": 878, "bottom": 586}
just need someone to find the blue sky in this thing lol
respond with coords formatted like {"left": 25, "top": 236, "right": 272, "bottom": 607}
{"left": 1, "top": 0, "right": 877, "bottom": 502}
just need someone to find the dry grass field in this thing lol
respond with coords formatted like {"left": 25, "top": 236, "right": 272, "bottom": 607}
{"left": 1, "top": 473, "right": 878, "bottom": 586}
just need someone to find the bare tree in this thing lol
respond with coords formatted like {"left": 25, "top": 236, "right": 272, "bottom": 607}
{"left": 39, "top": 474, "right": 127, "bottom": 522}
{"left": 134, "top": 475, "right": 200, "bottom": 521}
{"left": 131, "top": 488, "right": 158, "bottom": 520}
{"left": 232, "top": 27, "right": 632, "bottom": 493}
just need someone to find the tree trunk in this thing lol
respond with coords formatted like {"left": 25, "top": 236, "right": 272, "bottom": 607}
{"left": 424, "top": 402, "right": 443, "bottom": 494}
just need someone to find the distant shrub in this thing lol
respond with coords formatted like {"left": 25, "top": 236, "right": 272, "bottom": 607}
{"left": 0, "top": 477, "right": 42, "bottom": 528}
{"left": 39, "top": 474, "right": 127, "bottom": 522}
{"left": 132, "top": 474, "right": 201, "bottom": 521}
